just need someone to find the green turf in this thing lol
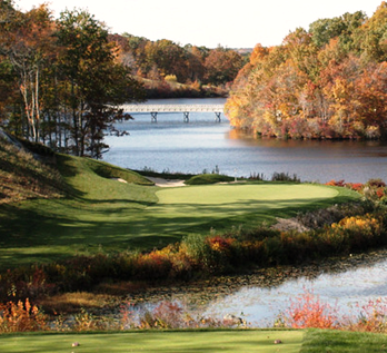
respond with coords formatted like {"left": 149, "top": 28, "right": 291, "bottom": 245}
{"left": 300, "top": 329, "right": 387, "bottom": 353}
{"left": 0, "top": 330, "right": 304, "bottom": 353}
{"left": 0, "top": 154, "right": 360, "bottom": 269}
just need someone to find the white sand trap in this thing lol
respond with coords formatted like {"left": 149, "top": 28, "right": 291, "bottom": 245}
{"left": 111, "top": 178, "right": 128, "bottom": 183}
{"left": 147, "top": 177, "right": 186, "bottom": 187}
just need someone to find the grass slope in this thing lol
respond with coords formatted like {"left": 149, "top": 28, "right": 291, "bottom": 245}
{"left": 0, "top": 138, "right": 65, "bottom": 204}
{"left": 300, "top": 329, "right": 387, "bottom": 353}
{"left": 0, "top": 330, "right": 304, "bottom": 353}
{"left": 0, "top": 152, "right": 360, "bottom": 269}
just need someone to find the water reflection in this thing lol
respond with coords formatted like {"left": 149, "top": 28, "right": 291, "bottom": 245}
{"left": 204, "top": 256, "right": 387, "bottom": 327}
{"left": 227, "top": 128, "right": 387, "bottom": 154}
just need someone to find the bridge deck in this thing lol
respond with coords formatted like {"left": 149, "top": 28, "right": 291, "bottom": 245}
{"left": 122, "top": 104, "right": 224, "bottom": 113}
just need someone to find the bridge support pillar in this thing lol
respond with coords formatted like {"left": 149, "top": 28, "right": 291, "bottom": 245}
{"left": 183, "top": 112, "right": 190, "bottom": 123}
{"left": 215, "top": 112, "right": 221, "bottom": 122}
{"left": 150, "top": 111, "right": 158, "bottom": 123}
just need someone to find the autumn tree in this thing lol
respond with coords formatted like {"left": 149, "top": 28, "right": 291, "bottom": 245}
{"left": 226, "top": 2, "right": 387, "bottom": 140}
{"left": 56, "top": 9, "right": 144, "bottom": 157}
{"left": 0, "top": 2, "right": 54, "bottom": 141}
{"left": 356, "top": 1, "right": 387, "bottom": 62}
{"left": 204, "top": 47, "right": 244, "bottom": 85}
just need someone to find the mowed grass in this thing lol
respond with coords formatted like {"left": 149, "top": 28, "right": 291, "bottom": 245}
{"left": 2, "top": 329, "right": 387, "bottom": 353}
{"left": 300, "top": 329, "right": 387, "bottom": 353}
{"left": 0, "top": 154, "right": 360, "bottom": 269}
{"left": 0, "top": 330, "right": 304, "bottom": 353}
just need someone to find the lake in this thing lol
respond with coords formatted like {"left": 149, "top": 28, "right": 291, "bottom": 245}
{"left": 203, "top": 255, "right": 387, "bottom": 326}
{"left": 103, "top": 98, "right": 387, "bottom": 326}
{"left": 103, "top": 98, "right": 387, "bottom": 183}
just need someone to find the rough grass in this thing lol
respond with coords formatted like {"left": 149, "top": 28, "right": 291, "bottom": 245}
{"left": 0, "top": 330, "right": 304, "bottom": 353}
{"left": 0, "top": 149, "right": 360, "bottom": 269}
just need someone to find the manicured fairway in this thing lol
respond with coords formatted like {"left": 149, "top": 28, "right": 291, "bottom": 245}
{"left": 2, "top": 329, "right": 387, "bottom": 353}
{"left": 0, "top": 154, "right": 360, "bottom": 269}
{"left": 0, "top": 330, "right": 304, "bottom": 353}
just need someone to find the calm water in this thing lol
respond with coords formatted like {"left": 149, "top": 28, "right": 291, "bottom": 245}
{"left": 104, "top": 98, "right": 387, "bottom": 183}
{"left": 204, "top": 257, "right": 387, "bottom": 326}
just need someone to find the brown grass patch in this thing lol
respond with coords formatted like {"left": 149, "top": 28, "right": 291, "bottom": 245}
{"left": 0, "top": 139, "right": 65, "bottom": 204}
{"left": 94, "top": 281, "right": 149, "bottom": 296}
{"left": 38, "top": 292, "right": 119, "bottom": 314}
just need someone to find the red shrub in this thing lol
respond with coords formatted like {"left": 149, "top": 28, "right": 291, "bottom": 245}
{"left": 346, "top": 183, "right": 364, "bottom": 192}
{"left": 325, "top": 180, "right": 345, "bottom": 187}
{"left": 286, "top": 291, "right": 339, "bottom": 329}
{"left": 207, "top": 236, "right": 235, "bottom": 252}
{"left": 376, "top": 188, "right": 385, "bottom": 199}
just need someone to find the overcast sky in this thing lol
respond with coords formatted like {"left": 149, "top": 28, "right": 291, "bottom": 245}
{"left": 15, "top": 0, "right": 385, "bottom": 48}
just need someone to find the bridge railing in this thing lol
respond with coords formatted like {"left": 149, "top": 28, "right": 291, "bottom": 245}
{"left": 122, "top": 104, "right": 224, "bottom": 113}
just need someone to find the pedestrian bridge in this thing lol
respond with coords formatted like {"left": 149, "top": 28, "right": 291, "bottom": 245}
{"left": 122, "top": 104, "right": 225, "bottom": 122}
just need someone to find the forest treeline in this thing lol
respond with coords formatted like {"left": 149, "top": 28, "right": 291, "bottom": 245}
{"left": 109, "top": 33, "right": 246, "bottom": 98}
{"left": 0, "top": 1, "right": 245, "bottom": 157}
{"left": 226, "top": 2, "right": 387, "bottom": 140}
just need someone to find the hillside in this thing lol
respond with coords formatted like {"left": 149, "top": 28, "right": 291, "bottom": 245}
{"left": 0, "top": 129, "right": 153, "bottom": 205}
{"left": 0, "top": 131, "right": 66, "bottom": 204}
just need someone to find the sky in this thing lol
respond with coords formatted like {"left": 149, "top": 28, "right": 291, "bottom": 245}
{"left": 15, "top": 0, "right": 385, "bottom": 48}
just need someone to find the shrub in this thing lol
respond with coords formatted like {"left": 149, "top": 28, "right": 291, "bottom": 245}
{"left": 207, "top": 235, "right": 235, "bottom": 253}
{"left": 164, "top": 74, "right": 177, "bottom": 82}
{"left": 325, "top": 179, "right": 346, "bottom": 187}
{"left": 204, "top": 235, "right": 237, "bottom": 273}
{"left": 367, "top": 178, "right": 386, "bottom": 188}
{"left": 0, "top": 299, "right": 47, "bottom": 332}
{"left": 349, "top": 298, "right": 387, "bottom": 333}
{"left": 181, "top": 234, "right": 209, "bottom": 266}
{"left": 132, "top": 247, "right": 175, "bottom": 281}
{"left": 284, "top": 292, "right": 387, "bottom": 333}
{"left": 331, "top": 214, "right": 381, "bottom": 233}
{"left": 185, "top": 174, "right": 234, "bottom": 185}
{"left": 271, "top": 172, "right": 300, "bottom": 183}
{"left": 248, "top": 172, "right": 264, "bottom": 180}
{"left": 376, "top": 187, "right": 386, "bottom": 199}
{"left": 285, "top": 291, "right": 339, "bottom": 329}
{"left": 346, "top": 182, "right": 364, "bottom": 192}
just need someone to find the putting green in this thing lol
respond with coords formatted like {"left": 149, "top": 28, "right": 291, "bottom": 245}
{"left": 0, "top": 330, "right": 304, "bottom": 353}
{"left": 157, "top": 184, "right": 338, "bottom": 205}
{"left": 141, "top": 184, "right": 339, "bottom": 230}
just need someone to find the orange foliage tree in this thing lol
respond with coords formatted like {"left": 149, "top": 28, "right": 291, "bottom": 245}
{"left": 226, "top": 2, "right": 387, "bottom": 140}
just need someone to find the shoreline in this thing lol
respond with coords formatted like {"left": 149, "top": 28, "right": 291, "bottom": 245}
{"left": 116, "top": 247, "right": 387, "bottom": 307}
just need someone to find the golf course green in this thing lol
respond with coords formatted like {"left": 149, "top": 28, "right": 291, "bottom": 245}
{"left": 2, "top": 329, "right": 387, "bottom": 353}
{"left": 0, "top": 330, "right": 305, "bottom": 353}
{"left": 0, "top": 154, "right": 359, "bottom": 269}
